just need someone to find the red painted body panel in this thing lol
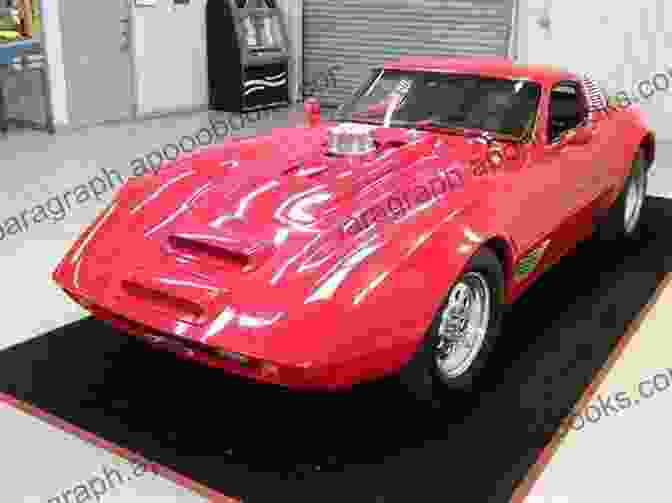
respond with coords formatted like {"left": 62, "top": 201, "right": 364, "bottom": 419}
{"left": 52, "top": 57, "right": 653, "bottom": 389}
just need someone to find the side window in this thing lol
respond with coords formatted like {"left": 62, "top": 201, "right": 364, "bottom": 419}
{"left": 581, "top": 75, "right": 609, "bottom": 112}
{"left": 547, "top": 82, "right": 588, "bottom": 143}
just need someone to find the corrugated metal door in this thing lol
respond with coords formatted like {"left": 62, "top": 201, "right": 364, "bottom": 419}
{"left": 303, "top": 0, "right": 515, "bottom": 107}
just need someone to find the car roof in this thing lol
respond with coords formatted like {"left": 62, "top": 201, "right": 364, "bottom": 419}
{"left": 382, "top": 56, "right": 577, "bottom": 86}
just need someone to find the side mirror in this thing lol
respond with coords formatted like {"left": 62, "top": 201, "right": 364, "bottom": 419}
{"left": 304, "top": 98, "right": 321, "bottom": 127}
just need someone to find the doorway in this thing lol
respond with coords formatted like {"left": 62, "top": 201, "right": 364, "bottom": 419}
{"left": 59, "top": 0, "right": 136, "bottom": 127}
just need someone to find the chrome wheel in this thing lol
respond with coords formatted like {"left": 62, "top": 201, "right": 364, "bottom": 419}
{"left": 624, "top": 164, "right": 646, "bottom": 234}
{"left": 434, "top": 271, "right": 491, "bottom": 380}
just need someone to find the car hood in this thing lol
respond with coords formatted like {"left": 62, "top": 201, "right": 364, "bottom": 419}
{"left": 55, "top": 122, "right": 502, "bottom": 346}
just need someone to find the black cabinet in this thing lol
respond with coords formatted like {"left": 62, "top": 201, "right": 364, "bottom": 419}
{"left": 207, "top": 0, "right": 290, "bottom": 113}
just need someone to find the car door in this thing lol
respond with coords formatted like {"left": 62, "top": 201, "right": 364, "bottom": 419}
{"left": 499, "top": 80, "right": 599, "bottom": 289}
{"left": 526, "top": 81, "right": 599, "bottom": 269}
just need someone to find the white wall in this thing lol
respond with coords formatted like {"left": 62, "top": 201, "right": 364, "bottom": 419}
{"left": 41, "top": 0, "right": 68, "bottom": 126}
{"left": 130, "top": 0, "right": 302, "bottom": 116}
{"left": 517, "top": 0, "right": 672, "bottom": 140}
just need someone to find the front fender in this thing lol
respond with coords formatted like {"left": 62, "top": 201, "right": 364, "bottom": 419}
{"left": 313, "top": 211, "right": 492, "bottom": 370}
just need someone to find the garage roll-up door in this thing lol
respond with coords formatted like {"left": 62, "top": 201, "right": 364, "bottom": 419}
{"left": 303, "top": 0, "right": 516, "bottom": 107}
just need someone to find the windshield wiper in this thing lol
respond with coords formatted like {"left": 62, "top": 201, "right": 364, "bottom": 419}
{"left": 409, "top": 120, "right": 523, "bottom": 143}
{"left": 337, "top": 117, "right": 384, "bottom": 126}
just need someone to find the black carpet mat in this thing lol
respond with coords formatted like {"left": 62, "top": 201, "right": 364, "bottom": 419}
{"left": 2, "top": 196, "right": 671, "bottom": 503}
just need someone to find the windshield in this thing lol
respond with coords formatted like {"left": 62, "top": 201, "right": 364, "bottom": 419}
{"left": 335, "top": 69, "right": 541, "bottom": 141}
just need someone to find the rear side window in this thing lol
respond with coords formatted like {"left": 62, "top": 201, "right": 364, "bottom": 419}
{"left": 581, "top": 75, "right": 609, "bottom": 112}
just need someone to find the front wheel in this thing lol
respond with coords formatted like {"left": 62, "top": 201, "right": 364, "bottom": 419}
{"left": 398, "top": 248, "right": 505, "bottom": 407}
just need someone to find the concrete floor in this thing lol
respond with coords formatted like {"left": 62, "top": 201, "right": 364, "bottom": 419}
{"left": 0, "top": 399, "right": 213, "bottom": 502}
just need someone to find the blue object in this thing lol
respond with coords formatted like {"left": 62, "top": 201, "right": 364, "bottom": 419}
{"left": 0, "top": 39, "right": 40, "bottom": 65}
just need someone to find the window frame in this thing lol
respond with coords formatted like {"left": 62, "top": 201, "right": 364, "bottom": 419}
{"left": 546, "top": 80, "right": 590, "bottom": 145}
{"left": 338, "top": 69, "right": 543, "bottom": 141}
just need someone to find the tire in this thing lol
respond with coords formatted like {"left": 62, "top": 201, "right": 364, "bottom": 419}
{"left": 598, "top": 148, "right": 648, "bottom": 241}
{"left": 398, "top": 248, "right": 505, "bottom": 408}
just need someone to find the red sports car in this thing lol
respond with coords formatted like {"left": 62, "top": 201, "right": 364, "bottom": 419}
{"left": 53, "top": 56, "right": 654, "bottom": 403}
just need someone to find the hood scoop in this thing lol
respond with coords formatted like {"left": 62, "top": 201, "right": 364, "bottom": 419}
{"left": 122, "top": 268, "right": 228, "bottom": 324}
{"left": 122, "top": 280, "right": 206, "bottom": 323}
{"left": 280, "top": 124, "right": 424, "bottom": 181}
{"left": 167, "top": 231, "right": 276, "bottom": 273}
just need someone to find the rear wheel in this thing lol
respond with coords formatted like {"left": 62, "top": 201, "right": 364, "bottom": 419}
{"left": 398, "top": 248, "right": 504, "bottom": 407}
